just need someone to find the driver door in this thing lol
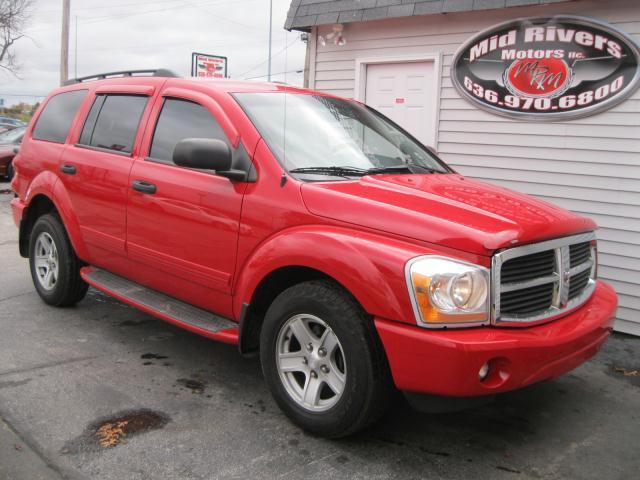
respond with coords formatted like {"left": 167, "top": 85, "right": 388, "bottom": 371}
{"left": 125, "top": 91, "right": 248, "bottom": 317}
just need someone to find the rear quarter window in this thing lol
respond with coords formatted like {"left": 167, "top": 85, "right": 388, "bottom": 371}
{"left": 32, "top": 90, "right": 88, "bottom": 143}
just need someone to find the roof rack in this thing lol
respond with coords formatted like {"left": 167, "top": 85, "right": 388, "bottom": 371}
{"left": 64, "top": 68, "right": 179, "bottom": 86}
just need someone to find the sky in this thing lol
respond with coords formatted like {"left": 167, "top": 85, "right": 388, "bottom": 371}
{"left": 0, "top": 0, "right": 306, "bottom": 107}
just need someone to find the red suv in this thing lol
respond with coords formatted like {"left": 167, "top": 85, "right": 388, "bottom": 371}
{"left": 11, "top": 69, "right": 617, "bottom": 437}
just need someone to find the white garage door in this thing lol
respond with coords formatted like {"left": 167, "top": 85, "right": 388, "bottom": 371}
{"left": 365, "top": 61, "right": 436, "bottom": 147}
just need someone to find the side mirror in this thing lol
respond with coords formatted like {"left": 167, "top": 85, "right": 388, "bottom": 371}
{"left": 173, "top": 138, "right": 232, "bottom": 171}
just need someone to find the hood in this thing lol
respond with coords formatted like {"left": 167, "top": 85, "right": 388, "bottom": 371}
{"left": 300, "top": 173, "right": 596, "bottom": 256}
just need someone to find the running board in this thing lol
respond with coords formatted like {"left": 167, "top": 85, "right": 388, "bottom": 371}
{"left": 80, "top": 267, "right": 238, "bottom": 345}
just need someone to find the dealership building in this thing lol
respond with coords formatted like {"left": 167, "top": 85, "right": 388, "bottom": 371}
{"left": 286, "top": 0, "right": 640, "bottom": 335}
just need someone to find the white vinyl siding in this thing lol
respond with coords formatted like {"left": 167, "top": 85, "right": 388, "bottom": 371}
{"left": 309, "top": 0, "right": 640, "bottom": 335}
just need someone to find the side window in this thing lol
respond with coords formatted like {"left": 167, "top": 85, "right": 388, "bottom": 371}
{"left": 32, "top": 90, "right": 88, "bottom": 143}
{"left": 79, "top": 94, "right": 148, "bottom": 154}
{"left": 149, "top": 98, "right": 228, "bottom": 163}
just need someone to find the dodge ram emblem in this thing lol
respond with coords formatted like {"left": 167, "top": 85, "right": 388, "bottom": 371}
{"left": 451, "top": 16, "right": 640, "bottom": 120}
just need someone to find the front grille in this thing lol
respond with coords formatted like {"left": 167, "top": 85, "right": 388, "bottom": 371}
{"left": 570, "top": 242, "right": 591, "bottom": 267}
{"left": 501, "top": 250, "right": 555, "bottom": 283}
{"left": 492, "top": 232, "right": 597, "bottom": 325}
{"left": 500, "top": 282, "right": 555, "bottom": 315}
{"left": 569, "top": 269, "right": 591, "bottom": 300}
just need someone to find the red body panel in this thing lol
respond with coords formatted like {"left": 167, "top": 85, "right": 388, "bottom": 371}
{"left": 376, "top": 281, "right": 617, "bottom": 396}
{"left": 301, "top": 173, "right": 596, "bottom": 255}
{"left": 10, "top": 77, "right": 619, "bottom": 398}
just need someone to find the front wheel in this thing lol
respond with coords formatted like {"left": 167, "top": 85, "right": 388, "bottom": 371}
{"left": 29, "top": 213, "right": 88, "bottom": 306}
{"left": 260, "top": 280, "right": 392, "bottom": 437}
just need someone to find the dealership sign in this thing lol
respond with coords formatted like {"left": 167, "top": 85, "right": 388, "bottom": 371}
{"left": 451, "top": 16, "right": 640, "bottom": 120}
{"left": 191, "top": 52, "right": 227, "bottom": 78}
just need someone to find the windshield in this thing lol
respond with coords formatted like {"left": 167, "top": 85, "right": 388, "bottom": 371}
{"left": 0, "top": 126, "right": 25, "bottom": 144}
{"left": 234, "top": 92, "right": 449, "bottom": 178}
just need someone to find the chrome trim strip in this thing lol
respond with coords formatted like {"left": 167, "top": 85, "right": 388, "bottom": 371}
{"left": 492, "top": 232, "right": 597, "bottom": 326}
{"left": 559, "top": 245, "right": 571, "bottom": 308}
{"left": 500, "top": 274, "right": 558, "bottom": 293}
{"left": 569, "top": 259, "right": 594, "bottom": 276}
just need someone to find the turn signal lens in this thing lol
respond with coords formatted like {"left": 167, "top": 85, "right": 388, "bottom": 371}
{"left": 406, "top": 256, "right": 490, "bottom": 327}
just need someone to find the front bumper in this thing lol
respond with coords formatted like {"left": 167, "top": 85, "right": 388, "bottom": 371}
{"left": 375, "top": 281, "right": 617, "bottom": 397}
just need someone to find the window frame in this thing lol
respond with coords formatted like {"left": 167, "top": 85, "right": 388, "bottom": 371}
{"left": 76, "top": 93, "right": 150, "bottom": 157}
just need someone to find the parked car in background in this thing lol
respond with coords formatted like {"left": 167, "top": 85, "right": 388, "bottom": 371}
{"left": 9, "top": 69, "right": 618, "bottom": 437}
{"left": 0, "top": 116, "right": 26, "bottom": 127}
{"left": 0, "top": 126, "right": 26, "bottom": 180}
{"left": 0, "top": 123, "right": 18, "bottom": 134}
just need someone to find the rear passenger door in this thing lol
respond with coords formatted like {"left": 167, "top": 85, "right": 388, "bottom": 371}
{"left": 60, "top": 91, "right": 151, "bottom": 276}
{"left": 126, "top": 93, "right": 248, "bottom": 318}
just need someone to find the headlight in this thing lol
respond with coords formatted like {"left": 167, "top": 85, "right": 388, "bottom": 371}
{"left": 406, "top": 256, "right": 490, "bottom": 327}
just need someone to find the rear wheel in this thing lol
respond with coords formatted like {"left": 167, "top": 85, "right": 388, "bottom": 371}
{"left": 260, "top": 280, "right": 392, "bottom": 437}
{"left": 29, "top": 213, "right": 88, "bottom": 306}
{"left": 6, "top": 161, "right": 14, "bottom": 181}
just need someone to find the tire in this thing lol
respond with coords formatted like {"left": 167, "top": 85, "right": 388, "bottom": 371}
{"left": 29, "top": 213, "right": 88, "bottom": 306}
{"left": 6, "top": 161, "right": 14, "bottom": 181}
{"left": 260, "top": 280, "right": 392, "bottom": 437}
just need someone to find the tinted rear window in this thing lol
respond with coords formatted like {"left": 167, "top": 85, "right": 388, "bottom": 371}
{"left": 32, "top": 90, "right": 88, "bottom": 143}
{"left": 79, "top": 94, "right": 148, "bottom": 153}
{"left": 149, "top": 98, "right": 228, "bottom": 163}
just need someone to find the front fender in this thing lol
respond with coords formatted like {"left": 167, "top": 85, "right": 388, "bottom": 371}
{"left": 233, "top": 225, "right": 435, "bottom": 324}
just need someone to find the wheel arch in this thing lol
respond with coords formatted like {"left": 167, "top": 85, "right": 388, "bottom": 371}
{"left": 19, "top": 176, "right": 88, "bottom": 260}
{"left": 235, "top": 226, "right": 416, "bottom": 355}
{"left": 19, "top": 194, "right": 60, "bottom": 257}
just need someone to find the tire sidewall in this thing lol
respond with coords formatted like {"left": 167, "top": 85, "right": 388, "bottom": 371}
{"left": 29, "top": 214, "right": 73, "bottom": 305}
{"left": 260, "top": 282, "right": 377, "bottom": 436}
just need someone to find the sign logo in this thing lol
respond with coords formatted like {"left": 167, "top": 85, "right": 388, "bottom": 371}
{"left": 451, "top": 16, "right": 640, "bottom": 120}
{"left": 191, "top": 52, "right": 227, "bottom": 79}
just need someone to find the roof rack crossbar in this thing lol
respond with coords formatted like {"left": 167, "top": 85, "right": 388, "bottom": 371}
{"left": 64, "top": 68, "right": 179, "bottom": 86}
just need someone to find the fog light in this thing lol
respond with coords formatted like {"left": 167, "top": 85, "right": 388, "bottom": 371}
{"left": 479, "top": 362, "right": 490, "bottom": 381}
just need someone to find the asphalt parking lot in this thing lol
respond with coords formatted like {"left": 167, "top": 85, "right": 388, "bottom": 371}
{"left": 1, "top": 188, "right": 639, "bottom": 480}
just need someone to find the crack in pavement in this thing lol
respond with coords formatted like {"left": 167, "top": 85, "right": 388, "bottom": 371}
{"left": 0, "top": 355, "right": 104, "bottom": 378}
{"left": 0, "top": 291, "right": 34, "bottom": 303}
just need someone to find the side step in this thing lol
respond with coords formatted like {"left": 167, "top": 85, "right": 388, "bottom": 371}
{"left": 80, "top": 267, "right": 239, "bottom": 345}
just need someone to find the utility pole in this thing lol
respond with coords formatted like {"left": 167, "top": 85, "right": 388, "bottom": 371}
{"left": 267, "top": 0, "right": 272, "bottom": 82}
{"left": 74, "top": 15, "right": 78, "bottom": 79}
{"left": 60, "top": 0, "right": 70, "bottom": 85}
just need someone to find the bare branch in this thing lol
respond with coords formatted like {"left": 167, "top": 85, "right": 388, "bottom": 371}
{"left": 0, "top": 0, "right": 33, "bottom": 73}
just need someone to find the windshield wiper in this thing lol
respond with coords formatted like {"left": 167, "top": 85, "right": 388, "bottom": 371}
{"left": 289, "top": 164, "right": 436, "bottom": 177}
{"left": 289, "top": 166, "right": 369, "bottom": 177}
{"left": 365, "top": 165, "right": 413, "bottom": 174}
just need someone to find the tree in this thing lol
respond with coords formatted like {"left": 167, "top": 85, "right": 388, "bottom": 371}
{"left": 0, "top": 0, "right": 32, "bottom": 75}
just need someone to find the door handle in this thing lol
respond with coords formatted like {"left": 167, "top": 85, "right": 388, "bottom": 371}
{"left": 132, "top": 180, "right": 157, "bottom": 194}
{"left": 60, "top": 164, "right": 76, "bottom": 175}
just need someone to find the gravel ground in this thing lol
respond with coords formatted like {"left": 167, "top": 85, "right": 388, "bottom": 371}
{"left": 1, "top": 188, "right": 639, "bottom": 480}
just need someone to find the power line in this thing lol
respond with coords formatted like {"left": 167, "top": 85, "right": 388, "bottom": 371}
{"left": 246, "top": 69, "right": 303, "bottom": 80}
{"left": 0, "top": 93, "right": 47, "bottom": 97}
{"left": 179, "top": 0, "right": 264, "bottom": 31}
{"left": 28, "top": 0, "right": 263, "bottom": 32}
{"left": 238, "top": 36, "right": 300, "bottom": 79}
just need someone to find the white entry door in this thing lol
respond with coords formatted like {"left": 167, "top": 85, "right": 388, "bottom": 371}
{"left": 365, "top": 61, "right": 436, "bottom": 147}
